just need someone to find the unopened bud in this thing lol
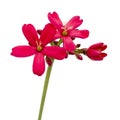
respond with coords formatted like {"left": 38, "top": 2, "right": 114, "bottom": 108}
{"left": 37, "top": 30, "right": 42, "bottom": 35}
{"left": 76, "top": 44, "right": 81, "bottom": 48}
{"left": 75, "top": 54, "right": 83, "bottom": 60}
{"left": 45, "top": 56, "right": 53, "bottom": 66}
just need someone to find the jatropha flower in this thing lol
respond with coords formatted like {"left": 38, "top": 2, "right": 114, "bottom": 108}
{"left": 11, "top": 23, "right": 67, "bottom": 76}
{"left": 86, "top": 42, "right": 107, "bottom": 60}
{"left": 48, "top": 12, "right": 89, "bottom": 52}
{"left": 10, "top": 12, "right": 107, "bottom": 120}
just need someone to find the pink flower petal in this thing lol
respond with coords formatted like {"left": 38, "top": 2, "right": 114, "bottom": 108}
{"left": 101, "top": 53, "right": 107, "bottom": 57}
{"left": 101, "top": 44, "right": 107, "bottom": 51}
{"left": 40, "top": 23, "right": 56, "bottom": 46}
{"left": 69, "top": 29, "right": 89, "bottom": 39}
{"left": 86, "top": 49, "right": 107, "bottom": 60}
{"left": 48, "top": 12, "right": 63, "bottom": 32}
{"left": 43, "top": 46, "right": 67, "bottom": 60}
{"left": 89, "top": 43, "right": 104, "bottom": 49}
{"left": 54, "top": 31, "right": 61, "bottom": 39}
{"left": 63, "top": 36, "right": 76, "bottom": 52}
{"left": 87, "top": 49, "right": 100, "bottom": 57}
{"left": 90, "top": 56, "right": 103, "bottom": 60}
{"left": 33, "top": 53, "right": 45, "bottom": 76}
{"left": 89, "top": 43, "right": 107, "bottom": 51}
{"left": 11, "top": 45, "right": 36, "bottom": 57}
{"left": 65, "top": 16, "right": 83, "bottom": 30}
{"left": 22, "top": 24, "right": 39, "bottom": 47}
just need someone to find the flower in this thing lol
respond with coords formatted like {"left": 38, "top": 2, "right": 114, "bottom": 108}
{"left": 48, "top": 12, "right": 89, "bottom": 52}
{"left": 86, "top": 42, "right": 107, "bottom": 60}
{"left": 11, "top": 23, "right": 67, "bottom": 76}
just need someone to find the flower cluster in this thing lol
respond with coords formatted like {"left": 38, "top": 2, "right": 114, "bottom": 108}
{"left": 11, "top": 11, "right": 107, "bottom": 76}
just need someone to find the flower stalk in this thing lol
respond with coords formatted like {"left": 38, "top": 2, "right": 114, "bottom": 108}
{"left": 38, "top": 59, "right": 54, "bottom": 120}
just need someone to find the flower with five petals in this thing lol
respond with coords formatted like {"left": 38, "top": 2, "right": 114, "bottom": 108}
{"left": 48, "top": 12, "right": 89, "bottom": 52}
{"left": 11, "top": 23, "right": 67, "bottom": 76}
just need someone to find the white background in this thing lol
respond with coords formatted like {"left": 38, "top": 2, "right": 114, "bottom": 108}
{"left": 0, "top": 0, "right": 120, "bottom": 120}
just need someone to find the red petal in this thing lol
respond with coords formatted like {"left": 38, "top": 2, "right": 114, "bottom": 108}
{"left": 40, "top": 23, "right": 56, "bottom": 46}
{"left": 69, "top": 29, "right": 89, "bottom": 38}
{"left": 101, "top": 53, "right": 107, "bottom": 57}
{"left": 101, "top": 45, "right": 107, "bottom": 51}
{"left": 86, "top": 49, "right": 107, "bottom": 61}
{"left": 87, "top": 49, "right": 100, "bottom": 57}
{"left": 33, "top": 53, "right": 45, "bottom": 76}
{"left": 48, "top": 12, "right": 63, "bottom": 32}
{"left": 22, "top": 24, "right": 39, "bottom": 47}
{"left": 89, "top": 43, "right": 104, "bottom": 49}
{"left": 63, "top": 36, "right": 76, "bottom": 52}
{"left": 90, "top": 56, "right": 103, "bottom": 61}
{"left": 43, "top": 46, "right": 67, "bottom": 60}
{"left": 66, "top": 16, "right": 83, "bottom": 30}
{"left": 11, "top": 45, "right": 36, "bottom": 57}
{"left": 54, "top": 31, "right": 61, "bottom": 39}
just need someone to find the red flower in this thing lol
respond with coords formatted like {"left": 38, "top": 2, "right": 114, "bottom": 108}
{"left": 48, "top": 12, "right": 89, "bottom": 52}
{"left": 86, "top": 43, "right": 107, "bottom": 60}
{"left": 11, "top": 23, "right": 67, "bottom": 76}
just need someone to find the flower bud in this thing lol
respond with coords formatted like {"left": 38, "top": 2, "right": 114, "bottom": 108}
{"left": 37, "top": 29, "right": 42, "bottom": 35}
{"left": 75, "top": 54, "right": 83, "bottom": 60}
{"left": 45, "top": 56, "right": 53, "bottom": 66}
{"left": 86, "top": 42, "right": 107, "bottom": 60}
{"left": 76, "top": 44, "right": 81, "bottom": 48}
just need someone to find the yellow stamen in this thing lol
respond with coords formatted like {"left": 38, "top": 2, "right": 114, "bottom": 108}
{"left": 62, "top": 30, "right": 68, "bottom": 36}
{"left": 36, "top": 41, "right": 42, "bottom": 52}
{"left": 37, "top": 45, "right": 42, "bottom": 51}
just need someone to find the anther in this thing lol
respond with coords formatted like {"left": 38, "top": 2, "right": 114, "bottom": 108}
{"left": 62, "top": 30, "right": 68, "bottom": 36}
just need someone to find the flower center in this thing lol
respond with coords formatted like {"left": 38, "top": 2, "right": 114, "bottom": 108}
{"left": 36, "top": 41, "right": 42, "bottom": 52}
{"left": 62, "top": 30, "right": 68, "bottom": 36}
{"left": 37, "top": 45, "right": 42, "bottom": 51}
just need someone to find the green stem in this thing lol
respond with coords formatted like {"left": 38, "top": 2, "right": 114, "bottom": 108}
{"left": 38, "top": 59, "right": 54, "bottom": 120}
